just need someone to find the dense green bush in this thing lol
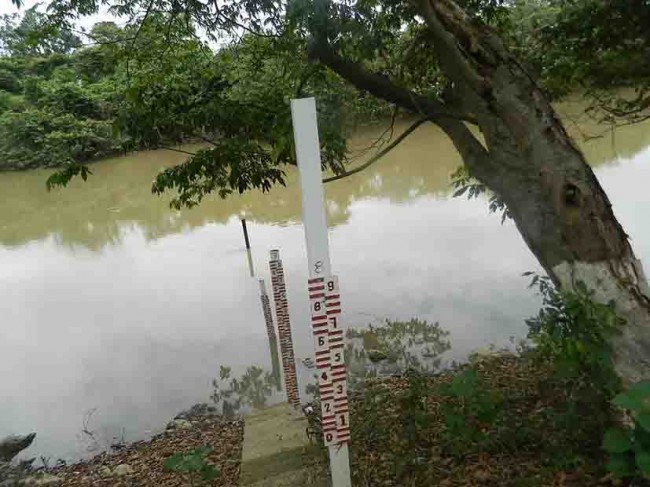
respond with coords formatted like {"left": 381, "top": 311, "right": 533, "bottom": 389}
{"left": 0, "top": 109, "right": 120, "bottom": 169}
{"left": 0, "top": 68, "right": 20, "bottom": 92}
{"left": 0, "top": 15, "right": 210, "bottom": 171}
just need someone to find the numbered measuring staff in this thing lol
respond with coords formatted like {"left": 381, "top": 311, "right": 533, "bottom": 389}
{"left": 318, "top": 368, "right": 338, "bottom": 446}
{"left": 309, "top": 277, "right": 331, "bottom": 369}
{"left": 323, "top": 275, "right": 350, "bottom": 441}
{"left": 293, "top": 96, "right": 352, "bottom": 486}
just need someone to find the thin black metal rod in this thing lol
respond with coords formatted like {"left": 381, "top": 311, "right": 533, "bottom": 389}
{"left": 241, "top": 219, "right": 251, "bottom": 249}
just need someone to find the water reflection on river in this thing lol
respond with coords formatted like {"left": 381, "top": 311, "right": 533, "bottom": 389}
{"left": 1, "top": 100, "right": 650, "bottom": 460}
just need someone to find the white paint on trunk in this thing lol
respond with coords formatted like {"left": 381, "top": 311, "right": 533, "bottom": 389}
{"left": 552, "top": 258, "right": 650, "bottom": 383}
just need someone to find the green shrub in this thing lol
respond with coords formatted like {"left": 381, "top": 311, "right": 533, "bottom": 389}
{"left": 525, "top": 273, "right": 622, "bottom": 398}
{"left": 0, "top": 68, "right": 20, "bottom": 92}
{"left": 603, "top": 381, "right": 650, "bottom": 478}
{"left": 438, "top": 369, "right": 503, "bottom": 454}
{"left": 163, "top": 446, "right": 220, "bottom": 485}
{"left": 0, "top": 109, "right": 121, "bottom": 170}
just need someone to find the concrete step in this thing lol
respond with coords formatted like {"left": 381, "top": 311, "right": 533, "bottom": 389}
{"left": 240, "top": 404, "right": 328, "bottom": 486}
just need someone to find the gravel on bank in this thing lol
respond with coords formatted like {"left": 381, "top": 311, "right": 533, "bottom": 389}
{"left": 14, "top": 405, "right": 244, "bottom": 486}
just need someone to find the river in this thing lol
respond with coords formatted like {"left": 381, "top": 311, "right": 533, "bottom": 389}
{"left": 2, "top": 99, "right": 650, "bottom": 461}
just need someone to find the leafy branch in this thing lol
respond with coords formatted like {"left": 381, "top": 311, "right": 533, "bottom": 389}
{"left": 450, "top": 166, "right": 511, "bottom": 223}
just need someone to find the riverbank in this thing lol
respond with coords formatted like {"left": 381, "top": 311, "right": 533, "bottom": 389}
{"left": 305, "top": 352, "right": 625, "bottom": 486}
{"left": 1, "top": 404, "right": 244, "bottom": 486}
{"left": 0, "top": 351, "right": 641, "bottom": 486}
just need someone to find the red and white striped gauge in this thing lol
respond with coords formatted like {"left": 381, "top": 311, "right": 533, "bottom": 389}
{"left": 308, "top": 275, "right": 349, "bottom": 446}
{"left": 269, "top": 251, "right": 300, "bottom": 409}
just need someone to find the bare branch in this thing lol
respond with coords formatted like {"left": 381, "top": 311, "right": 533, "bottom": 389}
{"left": 349, "top": 106, "right": 399, "bottom": 161}
{"left": 125, "top": 0, "right": 155, "bottom": 83}
{"left": 160, "top": 146, "right": 197, "bottom": 156}
{"left": 324, "top": 119, "right": 426, "bottom": 183}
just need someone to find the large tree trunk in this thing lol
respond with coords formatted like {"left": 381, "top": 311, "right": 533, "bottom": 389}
{"left": 474, "top": 60, "right": 650, "bottom": 383}
{"left": 310, "top": 0, "right": 650, "bottom": 382}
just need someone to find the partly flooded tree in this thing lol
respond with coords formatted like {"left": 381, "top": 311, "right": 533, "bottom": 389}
{"left": 23, "top": 0, "right": 650, "bottom": 382}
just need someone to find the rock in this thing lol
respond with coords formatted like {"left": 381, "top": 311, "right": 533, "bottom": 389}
{"left": 0, "top": 434, "right": 36, "bottom": 462}
{"left": 167, "top": 419, "right": 192, "bottom": 430}
{"left": 366, "top": 349, "right": 389, "bottom": 363}
{"left": 470, "top": 348, "right": 514, "bottom": 363}
{"left": 98, "top": 466, "right": 112, "bottom": 477}
{"left": 112, "top": 464, "right": 133, "bottom": 477}
{"left": 174, "top": 403, "right": 219, "bottom": 421}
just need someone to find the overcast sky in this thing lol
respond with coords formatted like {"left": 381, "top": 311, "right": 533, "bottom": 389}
{"left": 0, "top": 0, "right": 119, "bottom": 30}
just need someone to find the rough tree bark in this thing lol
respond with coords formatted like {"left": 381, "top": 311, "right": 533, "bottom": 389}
{"left": 310, "top": 0, "right": 650, "bottom": 382}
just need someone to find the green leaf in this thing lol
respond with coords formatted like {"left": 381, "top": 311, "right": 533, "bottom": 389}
{"left": 629, "top": 380, "right": 650, "bottom": 397}
{"left": 634, "top": 423, "right": 650, "bottom": 448}
{"left": 603, "top": 428, "right": 633, "bottom": 453}
{"left": 637, "top": 450, "right": 650, "bottom": 476}
{"left": 163, "top": 453, "right": 187, "bottom": 472}
{"left": 200, "top": 465, "right": 220, "bottom": 481}
{"left": 606, "top": 453, "right": 635, "bottom": 477}
{"left": 452, "top": 186, "right": 468, "bottom": 198}
{"left": 638, "top": 413, "right": 650, "bottom": 432}
{"left": 614, "top": 390, "right": 646, "bottom": 411}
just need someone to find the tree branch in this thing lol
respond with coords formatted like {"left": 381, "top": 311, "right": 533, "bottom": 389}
{"left": 160, "top": 146, "right": 197, "bottom": 156}
{"left": 126, "top": 0, "right": 155, "bottom": 83}
{"left": 308, "top": 41, "right": 473, "bottom": 123}
{"left": 349, "top": 106, "right": 399, "bottom": 161}
{"left": 323, "top": 118, "right": 426, "bottom": 183}
{"left": 308, "top": 36, "right": 489, "bottom": 178}
{"left": 416, "top": 0, "right": 487, "bottom": 94}
{"left": 436, "top": 117, "right": 490, "bottom": 173}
